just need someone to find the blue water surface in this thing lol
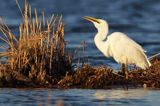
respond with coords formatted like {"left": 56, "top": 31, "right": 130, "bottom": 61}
{"left": 0, "top": 88, "right": 160, "bottom": 106}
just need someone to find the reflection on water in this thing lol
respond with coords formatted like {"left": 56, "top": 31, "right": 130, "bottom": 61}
{"left": 0, "top": 88, "right": 160, "bottom": 106}
{"left": 94, "top": 89, "right": 147, "bottom": 100}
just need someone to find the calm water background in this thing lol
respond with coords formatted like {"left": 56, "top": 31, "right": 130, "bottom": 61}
{"left": 0, "top": 88, "right": 160, "bottom": 106}
{"left": 0, "top": 0, "right": 160, "bottom": 105}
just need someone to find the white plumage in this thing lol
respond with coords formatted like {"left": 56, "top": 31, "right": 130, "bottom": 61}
{"left": 84, "top": 16, "right": 151, "bottom": 78}
{"left": 106, "top": 32, "right": 151, "bottom": 69}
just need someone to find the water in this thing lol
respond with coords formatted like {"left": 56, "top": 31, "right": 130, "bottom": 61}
{"left": 0, "top": 0, "right": 160, "bottom": 105}
{"left": 0, "top": 88, "right": 160, "bottom": 106}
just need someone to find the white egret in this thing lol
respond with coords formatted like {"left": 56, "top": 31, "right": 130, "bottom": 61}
{"left": 84, "top": 16, "right": 151, "bottom": 79}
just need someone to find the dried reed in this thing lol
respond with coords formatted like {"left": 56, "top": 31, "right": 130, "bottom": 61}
{"left": 0, "top": 0, "right": 72, "bottom": 86}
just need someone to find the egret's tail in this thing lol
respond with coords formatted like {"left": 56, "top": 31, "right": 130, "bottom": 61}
{"left": 136, "top": 52, "right": 151, "bottom": 70}
{"left": 147, "top": 59, "right": 151, "bottom": 67}
{"left": 140, "top": 56, "right": 151, "bottom": 70}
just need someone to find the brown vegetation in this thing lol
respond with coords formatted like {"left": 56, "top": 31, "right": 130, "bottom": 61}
{"left": 0, "top": 0, "right": 72, "bottom": 87}
{"left": 129, "top": 56, "right": 160, "bottom": 88}
{"left": 58, "top": 56, "right": 160, "bottom": 89}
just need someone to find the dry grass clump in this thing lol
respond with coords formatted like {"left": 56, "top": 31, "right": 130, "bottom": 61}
{"left": 0, "top": 0, "right": 72, "bottom": 87}
{"left": 58, "top": 55, "right": 160, "bottom": 89}
{"left": 58, "top": 65, "right": 123, "bottom": 89}
{"left": 129, "top": 55, "right": 160, "bottom": 88}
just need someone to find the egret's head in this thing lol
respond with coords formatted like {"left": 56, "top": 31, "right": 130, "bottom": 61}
{"left": 84, "top": 16, "right": 108, "bottom": 31}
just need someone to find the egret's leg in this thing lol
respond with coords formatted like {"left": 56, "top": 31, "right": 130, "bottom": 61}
{"left": 125, "top": 65, "right": 128, "bottom": 80}
{"left": 121, "top": 64, "right": 125, "bottom": 75}
{"left": 121, "top": 64, "right": 128, "bottom": 80}
{"left": 121, "top": 64, "right": 128, "bottom": 90}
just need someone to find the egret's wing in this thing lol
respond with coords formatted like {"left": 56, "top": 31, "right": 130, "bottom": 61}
{"left": 109, "top": 32, "right": 145, "bottom": 53}
{"left": 124, "top": 36, "right": 147, "bottom": 53}
{"left": 108, "top": 32, "right": 151, "bottom": 69}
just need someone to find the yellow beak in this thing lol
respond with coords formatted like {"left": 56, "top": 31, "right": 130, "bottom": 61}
{"left": 83, "top": 16, "right": 100, "bottom": 24}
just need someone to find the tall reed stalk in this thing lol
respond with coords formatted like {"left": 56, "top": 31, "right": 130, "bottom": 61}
{"left": 0, "top": 0, "right": 72, "bottom": 85}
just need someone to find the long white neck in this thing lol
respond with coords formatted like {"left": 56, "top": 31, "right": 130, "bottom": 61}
{"left": 94, "top": 27, "right": 108, "bottom": 55}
